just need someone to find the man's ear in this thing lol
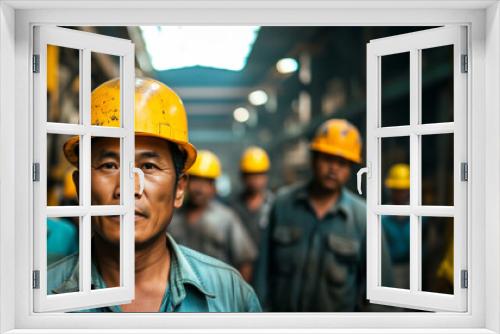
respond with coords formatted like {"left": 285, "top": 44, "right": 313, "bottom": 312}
{"left": 174, "top": 173, "right": 188, "bottom": 209}
{"left": 72, "top": 169, "right": 80, "bottom": 198}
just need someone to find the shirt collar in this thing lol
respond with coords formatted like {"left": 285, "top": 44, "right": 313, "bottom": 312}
{"left": 166, "top": 233, "right": 216, "bottom": 308}
{"left": 52, "top": 235, "right": 216, "bottom": 309}
{"left": 294, "top": 181, "right": 351, "bottom": 220}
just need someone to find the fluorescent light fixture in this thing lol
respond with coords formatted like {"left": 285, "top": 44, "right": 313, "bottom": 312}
{"left": 276, "top": 58, "right": 299, "bottom": 74}
{"left": 233, "top": 107, "right": 250, "bottom": 123}
{"left": 140, "top": 26, "right": 261, "bottom": 71}
{"left": 248, "top": 90, "right": 268, "bottom": 106}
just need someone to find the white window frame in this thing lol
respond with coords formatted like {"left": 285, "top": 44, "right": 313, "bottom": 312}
{"left": 366, "top": 26, "right": 467, "bottom": 312}
{"left": 1, "top": 1, "right": 498, "bottom": 333}
{"left": 33, "top": 25, "right": 136, "bottom": 312}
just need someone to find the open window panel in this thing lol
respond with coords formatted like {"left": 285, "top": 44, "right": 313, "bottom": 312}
{"left": 365, "top": 26, "right": 467, "bottom": 312}
{"left": 33, "top": 26, "right": 136, "bottom": 312}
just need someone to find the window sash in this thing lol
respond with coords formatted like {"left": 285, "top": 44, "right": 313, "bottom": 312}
{"left": 32, "top": 25, "right": 136, "bottom": 313}
{"left": 366, "top": 26, "right": 467, "bottom": 312}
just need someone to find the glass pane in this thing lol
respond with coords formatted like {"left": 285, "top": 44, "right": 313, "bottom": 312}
{"left": 47, "top": 45, "right": 80, "bottom": 124}
{"left": 47, "top": 133, "right": 80, "bottom": 206}
{"left": 381, "top": 52, "right": 410, "bottom": 127}
{"left": 47, "top": 216, "right": 80, "bottom": 295}
{"left": 91, "top": 52, "right": 121, "bottom": 128}
{"left": 381, "top": 136, "right": 410, "bottom": 205}
{"left": 421, "top": 216, "right": 454, "bottom": 295}
{"left": 421, "top": 45, "right": 454, "bottom": 124}
{"left": 91, "top": 137, "right": 121, "bottom": 206}
{"left": 381, "top": 214, "right": 410, "bottom": 290}
{"left": 91, "top": 215, "right": 121, "bottom": 290}
{"left": 421, "top": 133, "right": 454, "bottom": 206}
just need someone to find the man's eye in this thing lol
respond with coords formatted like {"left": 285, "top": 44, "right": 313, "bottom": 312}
{"left": 100, "top": 162, "right": 118, "bottom": 169}
{"left": 142, "top": 163, "right": 158, "bottom": 170}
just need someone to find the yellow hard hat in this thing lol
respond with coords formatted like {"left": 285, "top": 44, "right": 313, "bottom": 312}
{"left": 240, "top": 146, "right": 270, "bottom": 173}
{"left": 385, "top": 163, "right": 410, "bottom": 189}
{"left": 63, "top": 169, "right": 78, "bottom": 200}
{"left": 63, "top": 77, "right": 197, "bottom": 172}
{"left": 187, "top": 150, "right": 221, "bottom": 180}
{"left": 310, "top": 119, "right": 362, "bottom": 163}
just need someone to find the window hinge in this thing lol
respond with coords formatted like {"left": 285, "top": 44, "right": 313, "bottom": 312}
{"left": 461, "top": 54, "right": 468, "bottom": 73}
{"left": 33, "top": 163, "right": 40, "bottom": 182}
{"left": 461, "top": 270, "right": 468, "bottom": 289}
{"left": 33, "top": 54, "right": 40, "bottom": 73}
{"left": 461, "top": 162, "right": 468, "bottom": 181}
{"left": 33, "top": 270, "right": 40, "bottom": 289}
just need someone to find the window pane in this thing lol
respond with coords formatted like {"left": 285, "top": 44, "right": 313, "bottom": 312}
{"left": 421, "top": 133, "right": 454, "bottom": 206}
{"left": 47, "top": 133, "right": 80, "bottom": 206}
{"left": 91, "top": 215, "right": 121, "bottom": 290}
{"left": 381, "top": 214, "right": 410, "bottom": 290}
{"left": 421, "top": 216, "right": 454, "bottom": 295}
{"left": 91, "top": 52, "right": 120, "bottom": 128}
{"left": 91, "top": 137, "right": 121, "bottom": 206}
{"left": 381, "top": 136, "right": 410, "bottom": 205}
{"left": 421, "top": 45, "right": 454, "bottom": 124}
{"left": 47, "top": 45, "right": 80, "bottom": 124}
{"left": 47, "top": 216, "right": 80, "bottom": 295}
{"left": 381, "top": 52, "right": 410, "bottom": 127}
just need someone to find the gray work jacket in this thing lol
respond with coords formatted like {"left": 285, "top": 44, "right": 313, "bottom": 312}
{"left": 168, "top": 200, "right": 257, "bottom": 268}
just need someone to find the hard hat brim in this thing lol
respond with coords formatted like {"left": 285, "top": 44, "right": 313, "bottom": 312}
{"left": 384, "top": 179, "right": 410, "bottom": 189}
{"left": 63, "top": 133, "right": 197, "bottom": 173}
{"left": 310, "top": 143, "right": 362, "bottom": 164}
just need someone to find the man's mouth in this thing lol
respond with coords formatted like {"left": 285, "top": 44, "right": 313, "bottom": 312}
{"left": 134, "top": 211, "right": 147, "bottom": 220}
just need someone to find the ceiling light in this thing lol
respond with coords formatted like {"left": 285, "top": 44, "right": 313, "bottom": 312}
{"left": 140, "top": 26, "right": 261, "bottom": 71}
{"left": 276, "top": 58, "right": 298, "bottom": 74}
{"left": 248, "top": 90, "right": 268, "bottom": 106}
{"left": 233, "top": 107, "right": 250, "bottom": 123}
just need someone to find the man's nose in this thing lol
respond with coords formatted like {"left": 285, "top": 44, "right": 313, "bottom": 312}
{"left": 134, "top": 173, "right": 143, "bottom": 197}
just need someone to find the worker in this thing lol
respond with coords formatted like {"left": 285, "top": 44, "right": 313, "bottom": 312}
{"left": 382, "top": 163, "right": 411, "bottom": 290}
{"left": 253, "top": 119, "right": 393, "bottom": 312}
{"left": 168, "top": 150, "right": 257, "bottom": 283}
{"left": 230, "top": 146, "right": 274, "bottom": 251}
{"left": 47, "top": 77, "right": 261, "bottom": 312}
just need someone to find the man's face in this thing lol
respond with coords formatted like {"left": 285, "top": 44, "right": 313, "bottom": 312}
{"left": 75, "top": 136, "right": 187, "bottom": 247}
{"left": 312, "top": 152, "right": 352, "bottom": 192}
{"left": 242, "top": 173, "right": 268, "bottom": 194}
{"left": 187, "top": 176, "right": 215, "bottom": 208}
{"left": 390, "top": 188, "right": 410, "bottom": 205}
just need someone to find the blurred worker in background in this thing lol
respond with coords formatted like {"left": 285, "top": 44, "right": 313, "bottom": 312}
{"left": 382, "top": 163, "right": 411, "bottom": 290}
{"left": 168, "top": 150, "right": 258, "bottom": 283}
{"left": 47, "top": 77, "right": 261, "bottom": 312}
{"left": 231, "top": 147, "right": 274, "bottom": 253}
{"left": 253, "top": 119, "right": 393, "bottom": 311}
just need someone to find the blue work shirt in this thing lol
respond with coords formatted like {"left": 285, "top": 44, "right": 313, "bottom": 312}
{"left": 47, "top": 234, "right": 262, "bottom": 312}
{"left": 253, "top": 183, "right": 393, "bottom": 312}
{"left": 381, "top": 215, "right": 410, "bottom": 264}
{"left": 47, "top": 217, "right": 79, "bottom": 265}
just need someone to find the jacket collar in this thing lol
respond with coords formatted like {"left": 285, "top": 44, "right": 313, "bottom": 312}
{"left": 166, "top": 234, "right": 216, "bottom": 308}
{"left": 52, "top": 235, "right": 216, "bottom": 309}
{"left": 294, "top": 181, "right": 351, "bottom": 220}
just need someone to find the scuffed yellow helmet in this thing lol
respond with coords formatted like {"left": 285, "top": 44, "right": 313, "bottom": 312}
{"left": 310, "top": 119, "right": 362, "bottom": 163}
{"left": 63, "top": 77, "right": 197, "bottom": 172}
{"left": 187, "top": 150, "right": 221, "bottom": 180}
{"left": 240, "top": 146, "right": 270, "bottom": 173}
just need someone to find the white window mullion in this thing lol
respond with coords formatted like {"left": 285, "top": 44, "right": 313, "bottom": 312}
{"left": 409, "top": 47, "right": 419, "bottom": 295}
{"left": 121, "top": 48, "right": 136, "bottom": 294}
